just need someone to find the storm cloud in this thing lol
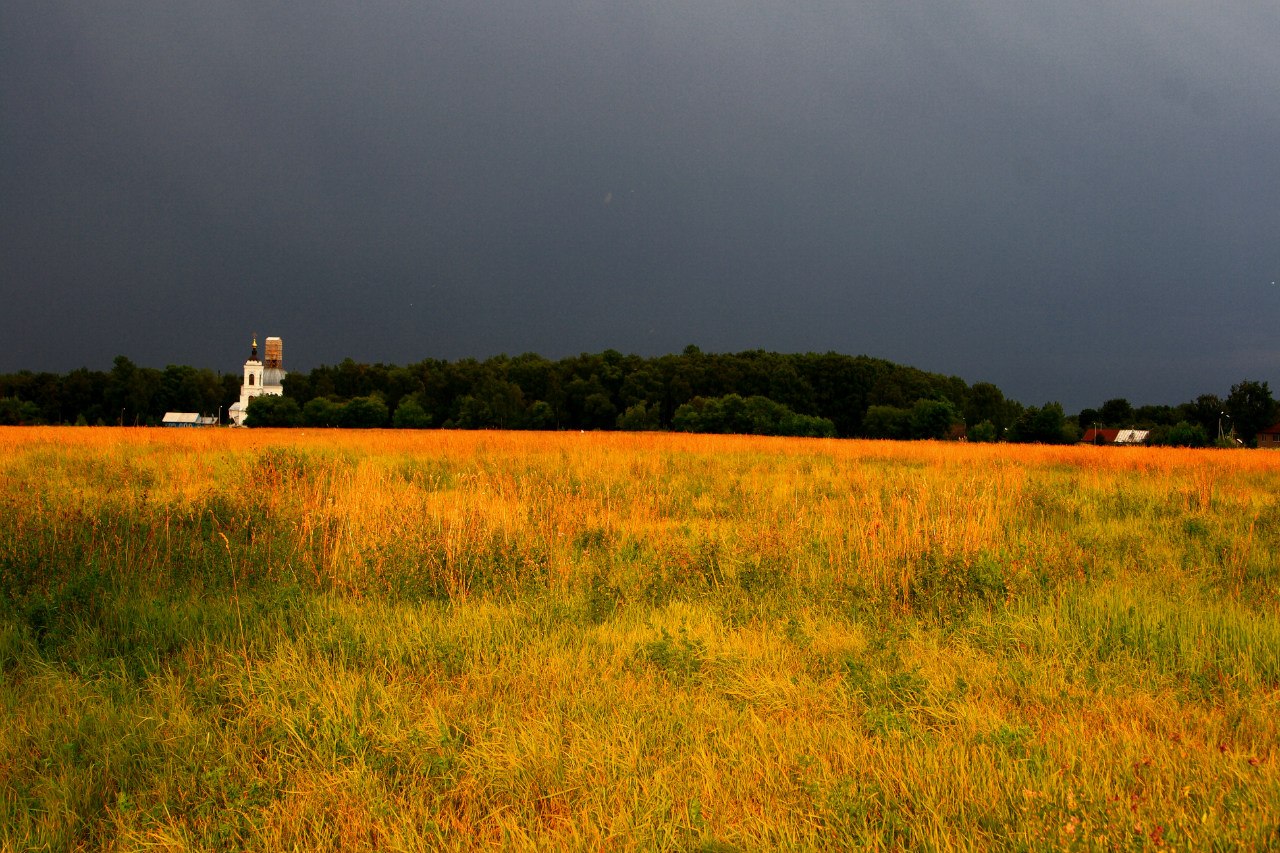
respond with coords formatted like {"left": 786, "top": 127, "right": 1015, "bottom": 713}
{"left": 3, "top": 0, "right": 1279, "bottom": 409}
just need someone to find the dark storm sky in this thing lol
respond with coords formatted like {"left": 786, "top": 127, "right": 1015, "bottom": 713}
{"left": 3, "top": 0, "right": 1279, "bottom": 410}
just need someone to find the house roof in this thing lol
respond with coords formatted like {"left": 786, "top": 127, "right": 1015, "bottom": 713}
{"left": 162, "top": 412, "right": 201, "bottom": 424}
{"left": 1258, "top": 422, "right": 1280, "bottom": 436}
{"left": 1081, "top": 428, "right": 1148, "bottom": 445}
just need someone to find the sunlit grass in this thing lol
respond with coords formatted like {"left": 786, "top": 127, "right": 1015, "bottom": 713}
{"left": 1, "top": 427, "right": 1278, "bottom": 849}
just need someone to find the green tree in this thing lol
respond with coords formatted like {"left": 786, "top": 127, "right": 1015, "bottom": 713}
{"left": 451, "top": 378, "right": 526, "bottom": 429}
{"left": 506, "top": 353, "right": 557, "bottom": 406}
{"left": 159, "top": 364, "right": 223, "bottom": 416}
{"left": 1177, "top": 394, "right": 1223, "bottom": 439}
{"left": 863, "top": 405, "right": 911, "bottom": 439}
{"left": 453, "top": 396, "right": 488, "bottom": 429}
{"left": 966, "top": 383, "right": 1010, "bottom": 434}
{"left": 1077, "top": 408, "right": 1101, "bottom": 433}
{"left": 384, "top": 366, "right": 425, "bottom": 416}
{"left": 1134, "top": 404, "right": 1178, "bottom": 427}
{"left": 282, "top": 371, "right": 314, "bottom": 406}
{"left": 1099, "top": 398, "right": 1134, "bottom": 426}
{"left": 303, "top": 397, "right": 344, "bottom": 428}
{"left": 106, "top": 356, "right": 162, "bottom": 425}
{"left": 717, "top": 394, "right": 751, "bottom": 433}
{"left": 1225, "top": 380, "right": 1277, "bottom": 446}
{"left": 618, "top": 365, "right": 664, "bottom": 413}
{"left": 0, "top": 397, "right": 42, "bottom": 425}
{"left": 245, "top": 395, "right": 303, "bottom": 427}
{"left": 392, "top": 397, "right": 432, "bottom": 429}
{"left": 968, "top": 420, "right": 998, "bottom": 442}
{"left": 61, "top": 368, "right": 108, "bottom": 425}
{"left": 1149, "top": 421, "right": 1209, "bottom": 447}
{"left": 581, "top": 392, "right": 617, "bottom": 430}
{"left": 672, "top": 397, "right": 714, "bottom": 433}
{"left": 778, "top": 411, "right": 836, "bottom": 438}
{"left": 908, "top": 399, "right": 959, "bottom": 440}
{"left": 868, "top": 367, "right": 932, "bottom": 409}
{"left": 526, "top": 401, "right": 557, "bottom": 430}
{"left": 339, "top": 395, "right": 390, "bottom": 429}
{"left": 744, "top": 396, "right": 789, "bottom": 435}
{"left": 1009, "top": 402, "right": 1071, "bottom": 444}
{"left": 617, "top": 402, "right": 661, "bottom": 431}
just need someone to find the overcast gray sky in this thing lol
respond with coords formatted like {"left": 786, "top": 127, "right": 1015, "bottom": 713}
{"left": 3, "top": 0, "right": 1278, "bottom": 410}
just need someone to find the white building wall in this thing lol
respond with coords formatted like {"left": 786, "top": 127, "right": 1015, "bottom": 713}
{"left": 230, "top": 338, "right": 287, "bottom": 426}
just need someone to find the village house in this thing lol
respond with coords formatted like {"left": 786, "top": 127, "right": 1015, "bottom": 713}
{"left": 1258, "top": 422, "right": 1280, "bottom": 449}
{"left": 1080, "top": 428, "right": 1149, "bottom": 446}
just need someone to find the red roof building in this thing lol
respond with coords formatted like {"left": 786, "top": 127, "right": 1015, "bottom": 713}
{"left": 1081, "top": 428, "right": 1120, "bottom": 445}
{"left": 1258, "top": 422, "right": 1280, "bottom": 449}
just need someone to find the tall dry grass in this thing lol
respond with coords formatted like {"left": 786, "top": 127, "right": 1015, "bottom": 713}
{"left": 1, "top": 427, "right": 1277, "bottom": 850}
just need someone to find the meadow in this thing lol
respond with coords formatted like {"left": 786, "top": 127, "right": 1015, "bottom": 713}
{"left": 0, "top": 426, "right": 1277, "bottom": 851}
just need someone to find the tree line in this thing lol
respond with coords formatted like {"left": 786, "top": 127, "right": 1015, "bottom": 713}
{"left": 241, "top": 347, "right": 1021, "bottom": 440}
{"left": 1076, "top": 381, "right": 1278, "bottom": 447}
{"left": 0, "top": 357, "right": 236, "bottom": 427}
{"left": 1, "top": 348, "right": 1275, "bottom": 445}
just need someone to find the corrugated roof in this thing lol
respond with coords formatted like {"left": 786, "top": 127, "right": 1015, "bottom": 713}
{"left": 1082, "top": 428, "right": 1148, "bottom": 445}
{"left": 162, "top": 412, "right": 201, "bottom": 424}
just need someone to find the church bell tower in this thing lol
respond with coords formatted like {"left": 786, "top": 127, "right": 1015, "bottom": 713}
{"left": 229, "top": 334, "right": 279, "bottom": 426}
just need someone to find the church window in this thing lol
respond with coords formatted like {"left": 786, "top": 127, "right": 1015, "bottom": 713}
{"left": 249, "top": 373, "right": 255, "bottom": 386}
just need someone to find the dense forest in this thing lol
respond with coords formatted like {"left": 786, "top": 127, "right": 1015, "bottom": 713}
{"left": 1, "top": 348, "right": 1275, "bottom": 445}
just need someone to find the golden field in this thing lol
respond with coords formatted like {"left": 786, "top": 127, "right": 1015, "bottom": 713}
{"left": 0, "top": 427, "right": 1277, "bottom": 850}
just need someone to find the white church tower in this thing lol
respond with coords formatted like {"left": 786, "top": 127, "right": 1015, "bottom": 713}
{"left": 229, "top": 335, "right": 286, "bottom": 426}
